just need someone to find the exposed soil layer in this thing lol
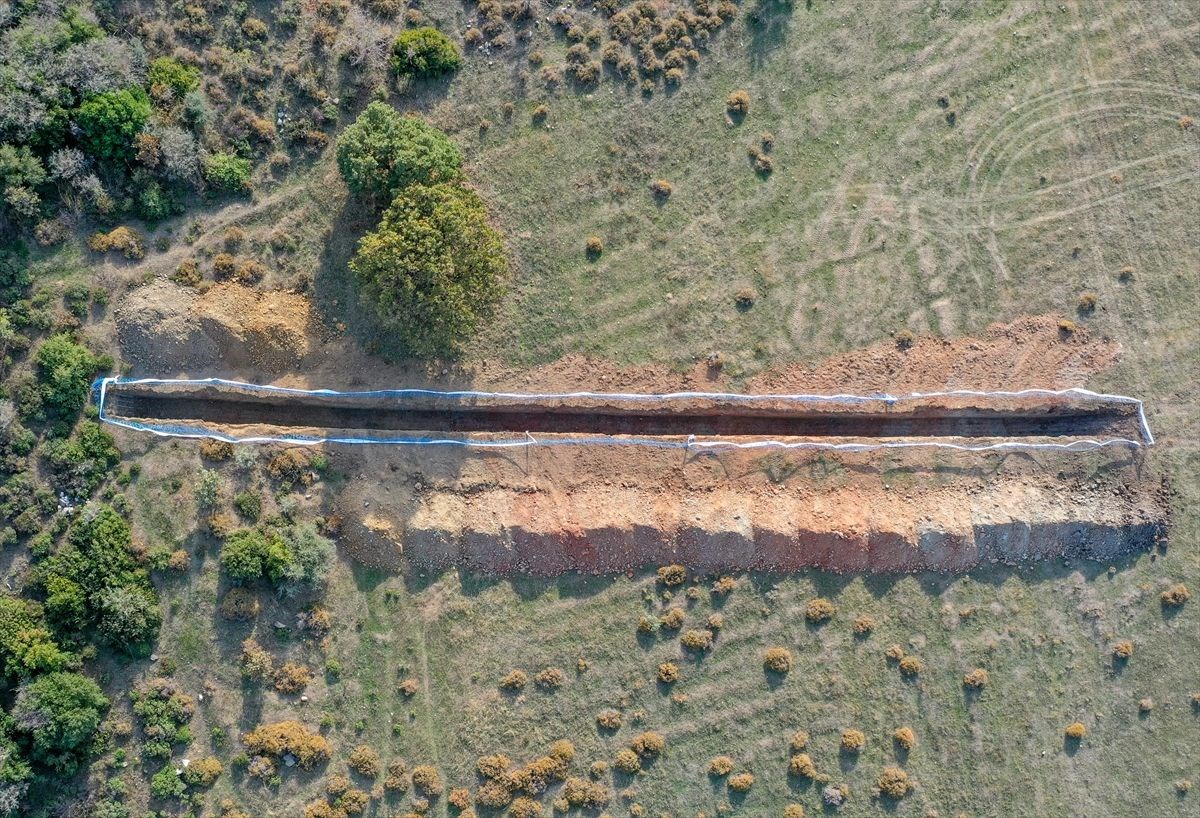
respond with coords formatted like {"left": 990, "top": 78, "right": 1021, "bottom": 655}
{"left": 103, "top": 381, "right": 1145, "bottom": 442}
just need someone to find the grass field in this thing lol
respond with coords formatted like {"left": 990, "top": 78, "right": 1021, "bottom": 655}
{"left": 103, "top": 0, "right": 1200, "bottom": 816}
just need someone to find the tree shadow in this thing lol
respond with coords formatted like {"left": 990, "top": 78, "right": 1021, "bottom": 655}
{"left": 746, "top": 0, "right": 796, "bottom": 69}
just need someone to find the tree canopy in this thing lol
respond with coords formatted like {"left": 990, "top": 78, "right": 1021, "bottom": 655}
{"left": 391, "top": 28, "right": 461, "bottom": 78}
{"left": 335, "top": 102, "right": 462, "bottom": 201}
{"left": 12, "top": 671, "right": 108, "bottom": 773}
{"left": 349, "top": 182, "right": 508, "bottom": 358}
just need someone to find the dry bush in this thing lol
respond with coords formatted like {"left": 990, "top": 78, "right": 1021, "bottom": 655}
{"left": 963, "top": 668, "right": 989, "bottom": 689}
{"left": 326, "top": 774, "right": 350, "bottom": 796}
{"left": 894, "top": 329, "right": 915, "bottom": 350}
{"left": 596, "top": 709, "right": 623, "bottom": 731}
{"left": 657, "top": 564, "right": 687, "bottom": 586}
{"left": 239, "top": 639, "right": 273, "bottom": 679}
{"left": 212, "top": 252, "right": 237, "bottom": 279}
{"left": 549, "top": 740, "right": 575, "bottom": 763}
{"left": 898, "top": 656, "right": 924, "bottom": 677}
{"left": 242, "top": 720, "right": 332, "bottom": 767}
{"left": 728, "top": 772, "right": 754, "bottom": 792}
{"left": 411, "top": 765, "right": 442, "bottom": 795}
{"left": 650, "top": 178, "right": 673, "bottom": 199}
{"left": 613, "top": 748, "right": 641, "bottom": 774}
{"left": 534, "top": 667, "right": 566, "bottom": 691}
{"left": 1112, "top": 641, "right": 1134, "bottom": 660}
{"left": 508, "top": 797, "right": 541, "bottom": 818}
{"left": 447, "top": 787, "right": 471, "bottom": 809}
{"left": 789, "top": 730, "right": 809, "bottom": 752}
{"left": 784, "top": 805, "right": 805, "bottom": 818}
{"left": 659, "top": 607, "right": 685, "bottom": 630}
{"left": 338, "top": 790, "right": 369, "bottom": 814}
{"left": 876, "top": 766, "right": 910, "bottom": 798}
{"left": 657, "top": 662, "right": 679, "bottom": 683}
{"left": 398, "top": 678, "right": 419, "bottom": 697}
{"left": 303, "top": 607, "right": 333, "bottom": 635}
{"left": 788, "top": 753, "right": 816, "bottom": 778}
{"left": 348, "top": 745, "right": 381, "bottom": 778}
{"left": 562, "top": 776, "right": 610, "bottom": 807}
{"left": 88, "top": 226, "right": 145, "bottom": 259}
{"left": 726, "top": 89, "right": 750, "bottom": 115}
{"left": 585, "top": 236, "right": 604, "bottom": 258}
{"left": 168, "top": 549, "right": 191, "bottom": 572}
{"left": 884, "top": 644, "right": 905, "bottom": 662}
{"left": 763, "top": 647, "right": 793, "bottom": 673}
{"left": 636, "top": 615, "right": 655, "bottom": 635}
{"left": 1139, "top": 697, "right": 1155, "bottom": 713}
{"left": 476, "top": 780, "right": 512, "bottom": 808}
{"left": 805, "top": 598, "right": 835, "bottom": 624}
{"left": 708, "top": 756, "right": 733, "bottom": 776}
{"left": 893, "top": 727, "right": 916, "bottom": 751}
{"left": 680, "top": 629, "right": 712, "bottom": 651}
{"left": 1058, "top": 318, "right": 1078, "bottom": 335}
{"left": 476, "top": 753, "right": 511, "bottom": 780}
{"left": 200, "top": 440, "right": 233, "bottom": 461}
{"left": 852, "top": 614, "right": 876, "bottom": 635}
{"left": 172, "top": 259, "right": 203, "bottom": 287}
{"left": 235, "top": 260, "right": 267, "bottom": 284}
{"left": 1064, "top": 722, "right": 1086, "bottom": 740}
{"left": 1162, "top": 583, "right": 1190, "bottom": 606}
{"left": 532, "top": 103, "right": 550, "bottom": 122}
{"left": 223, "top": 226, "right": 246, "bottom": 249}
{"left": 706, "top": 613, "right": 724, "bottom": 631}
{"left": 630, "top": 731, "right": 665, "bottom": 758}
{"left": 273, "top": 661, "right": 313, "bottom": 694}
{"left": 219, "top": 587, "right": 260, "bottom": 621}
{"left": 182, "top": 756, "right": 222, "bottom": 787}
{"left": 500, "top": 669, "right": 529, "bottom": 691}
{"left": 383, "top": 760, "right": 409, "bottom": 791}
{"left": 1076, "top": 291, "right": 1098, "bottom": 314}
{"left": 840, "top": 729, "right": 865, "bottom": 753}
{"left": 712, "top": 576, "right": 736, "bottom": 596}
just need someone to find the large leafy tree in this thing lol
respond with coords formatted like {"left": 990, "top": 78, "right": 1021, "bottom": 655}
{"left": 350, "top": 182, "right": 507, "bottom": 358}
{"left": 12, "top": 671, "right": 108, "bottom": 774}
{"left": 335, "top": 102, "right": 462, "bottom": 201}
{"left": 74, "top": 88, "right": 151, "bottom": 165}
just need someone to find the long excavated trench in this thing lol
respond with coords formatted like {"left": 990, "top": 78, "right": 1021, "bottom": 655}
{"left": 100, "top": 380, "right": 1149, "bottom": 444}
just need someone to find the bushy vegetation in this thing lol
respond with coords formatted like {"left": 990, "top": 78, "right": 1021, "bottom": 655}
{"left": 12, "top": 671, "right": 109, "bottom": 774}
{"left": 763, "top": 647, "right": 792, "bottom": 673}
{"left": 391, "top": 28, "right": 461, "bottom": 78}
{"left": 336, "top": 102, "right": 462, "bottom": 201}
{"left": 242, "top": 721, "right": 332, "bottom": 768}
{"left": 350, "top": 182, "right": 508, "bottom": 358}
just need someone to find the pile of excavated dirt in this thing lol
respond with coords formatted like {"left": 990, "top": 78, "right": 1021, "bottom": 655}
{"left": 115, "top": 281, "right": 313, "bottom": 375}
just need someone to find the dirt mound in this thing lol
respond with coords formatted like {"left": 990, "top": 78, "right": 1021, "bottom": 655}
{"left": 116, "top": 281, "right": 314, "bottom": 374}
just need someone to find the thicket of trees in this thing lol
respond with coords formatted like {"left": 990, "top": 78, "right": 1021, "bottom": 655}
{"left": 337, "top": 101, "right": 507, "bottom": 358}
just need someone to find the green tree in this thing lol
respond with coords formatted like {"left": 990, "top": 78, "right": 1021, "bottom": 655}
{"left": 34, "top": 334, "right": 103, "bottom": 421}
{"left": 203, "top": 152, "right": 252, "bottom": 192}
{"left": 336, "top": 102, "right": 462, "bottom": 201}
{"left": 391, "top": 28, "right": 461, "bottom": 78}
{"left": 278, "top": 523, "right": 334, "bottom": 597}
{"left": 12, "top": 671, "right": 108, "bottom": 773}
{"left": 350, "top": 183, "right": 508, "bottom": 358}
{"left": 98, "top": 586, "right": 161, "bottom": 649}
{"left": 0, "top": 596, "right": 73, "bottom": 680}
{"left": 0, "top": 145, "right": 47, "bottom": 222}
{"left": 220, "top": 530, "right": 292, "bottom": 585}
{"left": 75, "top": 88, "right": 152, "bottom": 164}
{"left": 41, "top": 420, "right": 121, "bottom": 498}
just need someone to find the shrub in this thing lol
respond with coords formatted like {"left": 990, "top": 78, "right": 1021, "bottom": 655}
{"left": 584, "top": 236, "right": 603, "bottom": 259}
{"left": 509, "top": 797, "right": 541, "bottom": 818}
{"left": 500, "top": 669, "right": 528, "bottom": 691}
{"left": 596, "top": 709, "right": 622, "bottom": 730}
{"left": 840, "top": 729, "right": 865, "bottom": 753}
{"left": 239, "top": 639, "right": 273, "bottom": 679}
{"left": 1058, "top": 318, "right": 1078, "bottom": 335}
{"left": 88, "top": 226, "right": 145, "bottom": 260}
{"left": 657, "top": 662, "right": 679, "bottom": 683}
{"left": 384, "top": 759, "right": 409, "bottom": 790}
{"left": 893, "top": 727, "right": 916, "bottom": 751}
{"left": 884, "top": 644, "right": 905, "bottom": 662}
{"left": 534, "top": 666, "right": 566, "bottom": 690}
{"left": 1162, "top": 583, "right": 1190, "bottom": 606}
{"left": 650, "top": 178, "right": 672, "bottom": 199}
{"left": 204, "top": 152, "right": 252, "bottom": 192}
{"left": 876, "top": 766, "right": 909, "bottom": 798}
{"left": 13, "top": 671, "right": 109, "bottom": 772}
{"left": 242, "top": 720, "right": 332, "bottom": 767}
{"left": 1076, "top": 291, "right": 1098, "bottom": 314}
{"left": 448, "top": 787, "right": 471, "bottom": 809}
{"left": 336, "top": 102, "right": 462, "bottom": 200}
{"left": 392, "top": 28, "right": 461, "bottom": 77}
{"left": 220, "top": 530, "right": 293, "bottom": 584}
{"left": 149, "top": 57, "right": 201, "bottom": 97}
{"left": 1139, "top": 696, "right": 1155, "bottom": 713}
{"left": 532, "top": 103, "right": 549, "bottom": 123}
{"left": 898, "top": 656, "right": 924, "bottom": 677}
{"left": 1064, "top": 722, "right": 1086, "bottom": 740}
{"left": 789, "top": 730, "right": 809, "bottom": 751}
{"left": 411, "top": 764, "right": 442, "bottom": 795}
{"left": 658, "top": 607, "right": 685, "bottom": 630}
{"left": 852, "top": 614, "right": 876, "bottom": 635}
{"left": 784, "top": 805, "right": 805, "bottom": 818}
{"left": 234, "top": 491, "right": 262, "bottom": 521}
{"left": 273, "top": 661, "right": 312, "bottom": 694}
{"left": 708, "top": 756, "right": 733, "bottom": 776}
{"left": 1112, "top": 641, "right": 1134, "bottom": 660}
{"left": 788, "top": 753, "right": 816, "bottom": 778}
{"left": 399, "top": 678, "right": 419, "bottom": 697}
{"left": 963, "top": 668, "right": 989, "bottom": 689}
{"left": 706, "top": 613, "right": 724, "bottom": 631}
{"left": 763, "top": 647, "right": 792, "bottom": 673}
{"left": 680, "top": 629, "right": 712, "bottom": 652}
{"left": 182, "top": 756, "right": 222, "bottom": 787}
{"left": 76, "top": 88, "right": 152, "bottom": 164}
{"left": 277, "top": 522, "right": 334, "bottom": 597}
{"left": 728, "top": 772, "right": 754, "bottom": 792}
{"left": 894, "top": 329, "right": 915, "bottom": 349}
{"left": 712, "top": 576, "right": 736, "bottom": 596}
{"left": 549, "top": 739, "right": 575, "bottom": 762}
{"left": 726, "top": 90, "right": 750, "bottom": 116}
{"left": 219, "top": 588, "right": 260, "bottom": 621}
{"left": 629, "top": 731, "right": 664, "bottom": 757}
{"left": 350, "top": 182, "right": 507, "bottom": 358}
{"left": 657, "top": 564, "right": 686, "bottom": 586}
{"left": 348, "top": 745, "right": 381, "bottom": 777}
{"left": 150, "top": 763, "right": 186, "bottom": 799}
{"left": 613, "top": 748, "right": 640, "bottom": 774}
{"left": 99, "top": 586, "right": 162, "bottom": 648}
{"left": 805, "top": 598, "right": 835, "bottom": 624}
